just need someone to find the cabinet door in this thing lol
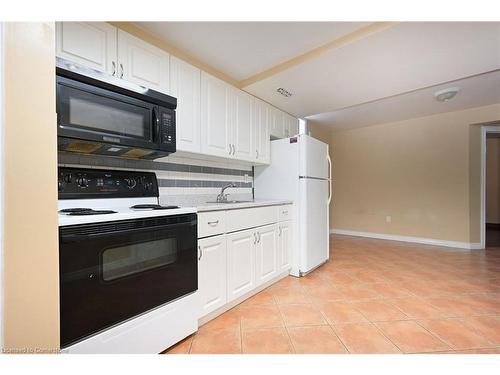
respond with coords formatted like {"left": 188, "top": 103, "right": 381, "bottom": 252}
{"left": 255, "top": 224, "right": 278, "bottom": 286}
{"left": 278, "top": 221, "right": 292, "bottom": 271}
{"left": 226, "top": 229, "right": 256, "bottom": 302}
{"left": 201, "top": 72, "right": 231, "bottom": 157}
{"left": 252, "top": 99, "right": 270, "bottom": 164}
{"left": 170, "top": 56, "right": 201, "bottom": 153}
{"left": 289, "top": 116, "right": 299, "bottom": 137}
{"left": 56, "top": 22, "right": 117, "bottom": 75}
{"left": 117, "top": 30, "right": 170, "bottom": 94}
{"left": 198, "top": 235, "right": 227, "bottom": 317}
{"left": 269, "top": 107, "right": 285, "bottom": 139}
{"left": 232, "top": 89, "right": 253, "bottom": 161}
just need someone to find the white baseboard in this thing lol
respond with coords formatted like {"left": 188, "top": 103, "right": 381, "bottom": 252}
{"left": 330, "top": 228, "right": 482, "bottom": 250}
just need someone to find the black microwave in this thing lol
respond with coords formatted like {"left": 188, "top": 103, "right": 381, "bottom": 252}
{"left": 56, "top": 58, "right": 177, "bottom": 160}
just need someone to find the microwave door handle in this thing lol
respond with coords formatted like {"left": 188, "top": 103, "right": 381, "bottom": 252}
{"left": 153, "top": 107, "right": 160, "bottom": 143}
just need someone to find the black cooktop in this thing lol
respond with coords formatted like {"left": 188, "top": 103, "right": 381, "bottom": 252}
{"left": 130, "top": 204, "right": 180, "bottom": 210}
{"left": 59, "top": 208, "right": 117, "bottom": 216}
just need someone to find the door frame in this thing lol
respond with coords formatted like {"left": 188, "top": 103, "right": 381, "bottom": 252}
{"left": 480, "top": 124, "right": 500, "bottom": 249}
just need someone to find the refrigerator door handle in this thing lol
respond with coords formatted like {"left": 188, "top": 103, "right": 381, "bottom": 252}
{"left": 327, "top": 154, "right": 332, "bottom": 204}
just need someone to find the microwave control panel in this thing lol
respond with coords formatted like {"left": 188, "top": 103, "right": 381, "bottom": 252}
{"left": 58, "top": 167, "right": 158, "bottom": 199}
{"left": 159, "top": 109, "right": 176, "bottom": 149}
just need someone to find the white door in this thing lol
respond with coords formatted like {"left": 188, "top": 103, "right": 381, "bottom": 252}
{"left": 201, "top": 72, "right": 231, "bottom": 157}
{"left": 232, "top": 89, "right": 253, "bottom": 161}
{"left": 226, "top": 229, "right": 255, "bottom": 302}
{"left": 56, "top": 22, "right": 117, "bottom": 75}
{"left": 252, "top": 99, "right": 270, "bottom": 164}
{"left": 117, "top": 30, "right": 170, "bottom": 94}
{"left": 299, "top": 178, "right": 329, "bottom": 274}
{"left": 278, "top": 221, "right": 292, "bottom": 272}
{"left": 170, "top": 56, "right": 201, "bottom": 153}
{"left": 255, "top": 224, "right": 278, "bottom": 286}
{"left": 198, "top": 235, "right": 227, "bottom": 317}
{"left": 299, "top": 135, "right": 329, "bottom": 179}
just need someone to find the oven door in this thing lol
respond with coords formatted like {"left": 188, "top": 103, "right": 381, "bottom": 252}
{"left": 57, "top": 75, "right": 159, "bottom": 150}
{"left": 59, "top": 214, "right": 197, "bottom": 348}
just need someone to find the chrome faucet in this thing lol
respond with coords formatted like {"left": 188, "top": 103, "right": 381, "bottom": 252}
{"left": 216, "top": 183, "right": 237, "bottom": 203}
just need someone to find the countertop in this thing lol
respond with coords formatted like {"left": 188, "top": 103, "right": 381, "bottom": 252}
{"left": 196, "top": 200, "right": 293, "bottom": 212}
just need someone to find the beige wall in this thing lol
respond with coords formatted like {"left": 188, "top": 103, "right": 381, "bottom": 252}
{"left": 315, "top": 103, "right": 500, "bottom": 244}
{"left": 2, "top": 23, "right": 59, "bottom": 353}
{"left": 486, "top": 137, "right": 500, "bottom": 224}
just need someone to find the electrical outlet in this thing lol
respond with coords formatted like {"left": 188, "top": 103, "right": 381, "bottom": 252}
{"left": 386, "top": 215, "right": 392, "bottom": 223}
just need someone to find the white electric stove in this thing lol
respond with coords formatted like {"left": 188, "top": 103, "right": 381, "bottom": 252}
{"left": 58, "top": 167, "right": 199, "bottom": 354}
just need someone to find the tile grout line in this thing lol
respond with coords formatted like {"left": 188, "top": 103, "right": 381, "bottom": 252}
{"left": 275, "top": 298, "right": 297, "bottom": 354}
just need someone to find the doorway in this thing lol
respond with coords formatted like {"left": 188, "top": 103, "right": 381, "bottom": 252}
{"left": 482, "top": 125, "right": 500, "bottom": 249}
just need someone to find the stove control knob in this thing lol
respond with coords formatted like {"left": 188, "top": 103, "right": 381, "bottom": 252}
{"left": 64, "top": 173, "right": 72, "bottom": 183}
{"left": 144, "top": 181, "right": 153, "bottom": 191}
{"left": 58, "top": 180, "right": 63, "bottom": 192}
{"left": 77, "top": 177, "right": 89, "bottom": 188}
{"left": 125, "top": 178, "right": 137, "bottom": 189}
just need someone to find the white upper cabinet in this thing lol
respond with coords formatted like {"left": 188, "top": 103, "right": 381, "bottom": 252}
{"left": 117, "top": 30, "right": 170, "bottom": 94}
{"left": 269, "top": 106, "right": 284, "bottom": 139}
{"left": 252, "top": 98, "right": 271, "bottom": 164}
{"left": 201, "top": 72, "right": 231, "bottom": 157}
{"left": 170, "top": 56, "right": 201, "bottom": 153}
{"left": 232, "top": 89, "right": 253, "bottom": 161}
{"left": 284, "top": 113, "right": 299, "bottom": 138}
{"left": 56, "top": 22, "right": 117, "bottom": 75}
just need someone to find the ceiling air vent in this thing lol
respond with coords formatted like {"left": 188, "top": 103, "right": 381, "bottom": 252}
{"left": 277, "top": 87, "right": 293, "bottom": 98}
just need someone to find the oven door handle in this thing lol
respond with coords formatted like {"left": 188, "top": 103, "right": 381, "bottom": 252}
{"left": 60, "top": 220, "right": 197, "bottom": 242}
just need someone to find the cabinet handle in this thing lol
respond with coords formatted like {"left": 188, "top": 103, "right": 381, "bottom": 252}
{"left": 232, "top": 144, "right": 236, "bottom": 155}
{"left": 282, "top": 210, "right": 288, "bottom": 215}
{"left": 279, "top": 226, "right": 282, "bottom": 236}
{"left": 257, "top": 232, "right": 261, "bottom": 243}
{"left": 207, "top": 220, "right": 219, "bottom": 226}
{"left": 256, "top": 149, "right": 259, "bottom": 159}
{"left": 228, "top": 144, "right": 232, "bottom": 155}
{"left": 112, "top": 61, "right": 116, "bottom": 76}
{"left": 120, "top": 63, "right": 124, "bottom": 78}
{"left": 253, "top": 232, "right": 257, "bottom": 244}
{"left": 198, "top": 245, "right": 202, "bottom": 261}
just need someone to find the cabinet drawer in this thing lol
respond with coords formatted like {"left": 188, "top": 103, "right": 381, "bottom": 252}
{"left": 278, "top": 205, "right": 293, "bottom": 221}
{"left": 198, "top": 211, "right": 226, "bottom": 238}
{"left": 226, "top": 206, "right": 278, "bottom": 233}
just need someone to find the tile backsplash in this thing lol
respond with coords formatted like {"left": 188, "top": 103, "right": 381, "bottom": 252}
{"left": 58, "top": 152, "right": 254, "bottom": 206}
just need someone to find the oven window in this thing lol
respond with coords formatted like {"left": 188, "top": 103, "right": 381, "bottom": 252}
{"left": 102, "top": 238, "right": 178, "bottom": 281}
{"left": 62, "top": 84, "right": 152, "bottom": 139}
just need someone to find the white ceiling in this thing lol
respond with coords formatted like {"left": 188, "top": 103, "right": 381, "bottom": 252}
{"left": 244, "top": 22, "right": 500, "bottom": 119}
{"left": 135, "top": 21, "right": 500, "bottom": 130}
{"left": 307, "top": 70, "right": 500, "bottom": 130}
{"left": 135, "top": 22, "right": 368, "bottom": 80}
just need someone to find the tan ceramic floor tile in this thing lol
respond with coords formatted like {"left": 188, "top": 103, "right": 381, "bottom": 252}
{"left": 190, "top": 328, "right": 241, "bottom": 354}
{"left": 332, "top": 322, "right": 400, "bottom": 354}
{"left": 318, "top": 301, "right": 368, "bottom": 324}
{"left": 239, "top": 304, "right": 284, "bottom": 330}
{"left": 418, "top": 319, "right": 495, "bottom": 350}
{"left": 304, "top": 285, "right": 345, "bottom": 303}
{"left": 368, "top": 283, "right": 413, "bottom": 299}
{"left": 238, "top": 289, "right": 275, "bottom": 308}
{"left": 424, "top": 297, "right": 479, "bottom": 317}
{"left": 288, "top": 326, "right": 348, "bottom": 354}
{"left": 199, "top": 308, "right": 240, "bottom": 332}
{"left": 271, "top": 286, "right": 313, "bottom": 304}
{"left": 459, "top": 315, "right": 500, "bottom": 345}
{"left": 336, "top": 284, "right": 380, "bottom": 300}
{"left": 387, "top": 297, "right": 443, "bottom": 319}
{"left": 351, "top": 300, "right": 408, "bottom": 322}
{"left": 279, "top": 303, "right": 327, "bottom": 327}
{"left": 163, "top": 335, "right": 193, "bottom": 354}
{"left": 242, "top": 327, "right": 294, "bottom": 354}
{"left": 375, "top": 320, "right": 450, "bottom": 353}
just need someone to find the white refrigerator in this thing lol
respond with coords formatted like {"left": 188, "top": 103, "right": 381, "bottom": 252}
{"left": 254, "top": 134, "right": 332, "bottom": 277}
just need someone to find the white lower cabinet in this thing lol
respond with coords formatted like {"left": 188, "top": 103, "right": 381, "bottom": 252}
{"left": 198, "top": 235, "right": 227, "bottom": 316}
{"left": 278, "top": 220, "right": 292, "bottom": 271}
{"left": 197, "top": 205, "right": 293, "bottom": 320}
{"left": 226, "top": 228, "right": 256, "bottom": 302}
{"left": 255, "top": 224, "right": 278, "bottom": 286}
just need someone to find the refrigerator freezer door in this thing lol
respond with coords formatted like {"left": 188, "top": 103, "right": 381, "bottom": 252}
{"left": 299, "top": 178, "right": 329, "bottom": 274}
{"left": 299, "top": 135, "right": 329, "bottom": 180}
